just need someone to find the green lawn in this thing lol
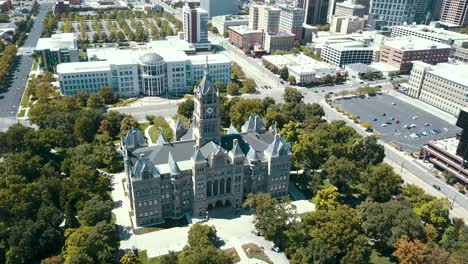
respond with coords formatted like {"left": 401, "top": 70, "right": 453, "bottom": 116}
{"left": 16, "top": 109, "right": 26, "bottom": 118}
{"left": 138, "top": 250, "right": 181, "bottom": 264}
{"left": 20, "top": 92, "right": 29, "bottom": 108}
{"left": 370, "top": 249, "right": 396, "bottom": 264}
{"left": 139, "top": 122, "right": 150, "bottom": 133}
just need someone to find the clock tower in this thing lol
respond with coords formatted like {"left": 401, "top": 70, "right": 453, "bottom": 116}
{"left": 193, "top": 59, "right": 221, "bottom": 146}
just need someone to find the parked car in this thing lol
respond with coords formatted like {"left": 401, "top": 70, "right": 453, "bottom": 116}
{"left": 432, "top": 184, "right": 441, "bottom": 191}
{"left": 412, "top": 116, "right": 418, "bottom": 120}
{"left": 381, "top": 123, "right": 388, "bottom": 127}
{"left": 392, "top": 102, "right": 397, "bottom": 105}
{"left": 271, "top": 244, "right": 281, "bottom": 253}
{"left": 396, "top": 120, "right": 401, "bottom": 124}
{"left": 410, "top": 124, "right": 416, "bottom": 128}
{"left": 425, "top": 123, "right": 431, "bottom": 127}
{"left": 382, "top": 113, "right": 387, "bottom": 116}
{"left": 385, "top": 121, "right": 392, "bottom": 125}
{"left": 373, "top": 118, "right": 378, "bottom": 121}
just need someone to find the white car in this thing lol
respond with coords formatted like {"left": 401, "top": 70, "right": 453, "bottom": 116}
{"left": 412, "top": 116, "right": 418, "bottom": 120}
{"left": 409, "top": 133, "right": 419, "bottom": 138}
{"left": 271, "top": 244, "right": 281, "bottom": 253}
{"left": 381, "top": 123, "right": 388, "bottom": 127}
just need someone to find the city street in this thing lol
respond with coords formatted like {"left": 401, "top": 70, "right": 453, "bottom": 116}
{"left": 0, "top": 3, "right": 51, "bottom": 131}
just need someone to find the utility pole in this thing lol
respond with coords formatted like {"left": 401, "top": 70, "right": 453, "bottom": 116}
{"left": 451, "top": 192, "right": 458, "bottom": 209}
{"left": 400, "top": 161, "right": 405, "bottom": 173}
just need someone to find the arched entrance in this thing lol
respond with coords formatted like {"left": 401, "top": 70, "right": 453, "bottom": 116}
{"left": 225, "top": 199, "right": 231, "bottom": 207}
{"left": 215, "top": 200, "right": 223, "bottom": 208}
{"left": 207, "top": 203, "right": 213, "bottom": 210}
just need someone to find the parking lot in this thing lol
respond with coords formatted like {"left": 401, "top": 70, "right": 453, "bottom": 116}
{"left": 333, "top": 93, "right": 462, "bottom": 152}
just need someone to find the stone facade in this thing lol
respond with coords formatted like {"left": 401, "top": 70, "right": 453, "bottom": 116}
{"left": 122, "top": 63, "right": 292, "bottom": 227}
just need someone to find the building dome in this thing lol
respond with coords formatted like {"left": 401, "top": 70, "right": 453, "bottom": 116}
{"left": 140, "top": 52, "right": 164, "bottom": 64}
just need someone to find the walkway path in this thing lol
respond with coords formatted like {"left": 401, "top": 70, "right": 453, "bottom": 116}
{"left": 144, "top": 124, "right": 154, "bottom": 144}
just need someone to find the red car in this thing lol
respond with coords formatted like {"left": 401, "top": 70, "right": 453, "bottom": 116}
{"left": 396, "top": 120, "right": 401, "bottom": 124}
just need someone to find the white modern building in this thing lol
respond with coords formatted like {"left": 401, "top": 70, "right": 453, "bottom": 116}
{"left": 212, "top": 15, "right": 249, "bottom": 35}
{"left": 390, "top": 23, "right": 468, "bottom": 46}
{"left": 183, "top": 2, "right": 210, "bottom": 50}
{"left": 263, "top": 54, "right": 340, "bottom": 84}
{"left": 321, "top": 40, "right": 375, "bottom": 67}
{"left": 35, "top": 33, "right": 80, "bottom": 71}
{"left": 57, "top": 39, "right": 231, "bottom": 97}
{"left": 407, "top": 61, "right": 468, "bottom": 116}
{"left": 334, "top": 0, "right": 366, "bottom": 17}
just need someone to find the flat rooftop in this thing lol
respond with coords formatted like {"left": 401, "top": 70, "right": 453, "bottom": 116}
{"left": 392, "top": 24, "right": 468, "bottom": 41}
{"left": 429, "top": 63, "right": 468, "bottom": 87}
{"left": 326, "top": 40, "right": 374, "bottom": 51}
{"left": 229, "top": 25, "right": 262, "bottom": 35}
{"left": 263, "top": 54, "right": 338, "bottom": 75}
{"left": 36, "top": 33, "right": 77, "bottom": 51}
{"left": 57, "top": 60, "right": 110, "bottom": 73}
{"left": 383, "top": 36, "right": 451, "bottom": 51}
{"left": 431, "top": 137, "right": 460, "bottom": 156}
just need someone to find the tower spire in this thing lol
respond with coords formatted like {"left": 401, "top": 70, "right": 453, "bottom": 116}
{"left": 204, "top": 56, "right": 209, "bottom": 76}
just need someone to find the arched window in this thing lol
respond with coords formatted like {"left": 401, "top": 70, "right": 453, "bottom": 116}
{"left": 207, "top": 181, "right": 212, "bottom": 197}
{"left": 213, "top": 180, "right": 219, "bottom": 196}
{"left": 220, "top": 179, "right": 225, "bottom": 195}
{"left": 226, "top": 178, "right": 232, "bottom": 193}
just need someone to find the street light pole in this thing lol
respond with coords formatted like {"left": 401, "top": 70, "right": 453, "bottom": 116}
{"left": 400, "top": 161, "right": 405, "bottom": 173}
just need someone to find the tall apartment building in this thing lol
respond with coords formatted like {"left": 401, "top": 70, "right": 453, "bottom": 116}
{"left": 354, "top": 0, "right": 370, "bottom": 14}
{"left": 304, "top": 0, "right": 330, "bottom": 25}
{"left": 334, "top": 0, "right": 367, "bottom": 17}
{"left": 380, "top": 37, "right": 451, "bottom": 72}
{"left": 278, "top": 5, "right": 305, "bottom": 40}
{"left": 183, "top": 2, "right": 210, "bottom": 50}
{"left": 259, "top": 6, "right": 282, "bottom": 34}
{"left": 122, "top": 64, "right": 292, "bottom": 226}
{"left": 321, "top": 41, "right": 375, "bottom": 67}
{"left": 200, "top": 0, "right": 238, "bottom": 18}
{"left": 35, "top": 33, "right": 80, "bottom": 71}
{"left": 57, "top": 39, "right": 231, "bottom": 97}
{"left": 439, "top": 0, "right": 468, "bottom": 27}
{"left": 368, "top": 0, "right": 431, "bottom": 30}
{"left": 407, "top": 61, "right": 468, "bottom": 116}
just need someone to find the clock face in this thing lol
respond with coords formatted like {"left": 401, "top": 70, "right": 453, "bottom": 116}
{"left": 206, "top": 107, "right": 213, "bottom": 114}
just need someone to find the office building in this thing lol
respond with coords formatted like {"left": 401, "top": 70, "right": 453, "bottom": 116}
{"left": 183, "top": 2, "right": 210, "bottom": 50}
{"left": 212, "top": 15, "right": 249, "bottom": 35}
{"left": 259, "top": 5, "right": 281, "bottom": 34}
{"left": 321, "top": 41, "right": 375, "bottom": 67}
{"left": 200, "top": 0, "right": 238, "bottom": 18}
{"left": 331, "top": 16, "right": 366, "bottom": 34}
{"left": 407, "top": 61, "right": 468, "bottom": 116}
{"left": 249, "top": 4, "right": 260, "bottom": 30}
{"left": 264, "top": 32, "right": 296, "bottom": 53}
{"left": 301, "top": 24, "right": 317, "bottom": 44}
{"left": 304, "top": 0, "right": 330, "bottom": 25}
{"left": 327, "top": 0, "right": 345, "bottom": 23}
{"left": 334, "top": 0, "right": 366, "bottom": 17}
{"left": 122, "top": 64, "right": 292, "bottom": 226}
{"left": 368, "top": 0, "right": 431, "bottom": 30}
{"left": 439, "top": 0, "right": 468, "bottom": 27}
{"left": 380, "top": 36, "right": 451, "bottom": 72}
{"left": 35, "top": 33, "right": 80, "bottom": 71}
{"left": 229, "top": 25, "right": 263, "bottom": 50}
{"left": 391, "top": 23, "right": 468, "bottom": 46}
{"left": 419, "top": 132, "right": 468, "bottom": 184}
{"left": 262, "top": 54, "right": 340, "bottom": 84}
{"left": 57, "top": 38, "right": 231, "bottom": 97}
{"left": 278, "top": 5, "right": 305, "bottom": 40}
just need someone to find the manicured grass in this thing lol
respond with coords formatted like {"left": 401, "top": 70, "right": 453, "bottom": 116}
{"left": 370, "top": 249, "right": 396, "bottom": 264}
{"left": 242, "top": 243, "right": 273, "bottom": 264}
{"left": 224, "top": 247, "right": 241, "bottom": 263}
{"left": 138, "top": 250, "right": 181, "bottom": 264}
{"left": 16, "top": 109, "right": 26, "bottom": 118}
{"left": 111, "top": 98, "right": 138, "bottom": 107}
{"left": 148, "top": 116, "right": 173, "bottom": 143}
{"left": 139, "top": 122, "right": 150, "bottom": 133}
{"left": 20, "top": 92, "right": 30, "bottom": 108}
{"left": 133, "top": 217, "right": 189, "bottom": 235}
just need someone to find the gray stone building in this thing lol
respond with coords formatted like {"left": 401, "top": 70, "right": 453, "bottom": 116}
{"left": 121, "top": 63, "right": 292, "bottom": 227}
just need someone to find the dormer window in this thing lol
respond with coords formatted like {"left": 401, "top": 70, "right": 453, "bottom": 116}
{"left": 143, "top": 171, "right": 149, "bottom": 179}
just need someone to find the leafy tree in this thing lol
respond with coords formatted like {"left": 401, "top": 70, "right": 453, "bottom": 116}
{"left": 358, "top": 136, "right": 385, "bottom": 166}
{"left": 76, "top": 92, "right": 89, "bottom": 107}
{"left": 280, "top": 121, "right": 300, "bottom": 144}
{"left": 226, "top": 82, "right": 240, "bottom": 96}
{"left": 229, "top": 99, "right": 264, "bottom": 129}
{"left": 261, "top": 96, "right": 276, "bottom": 113}
{"left": 313, "top": 185, "right": 339, "bottom": 210}
{"left": 321, "top": 156, "right": 359, "bottom": 193}
{"left": 287, "top": 75, "right": 296, "bottom": 84}
{"left": 77, "top": 195, "right": 112, "bottom": 226}
{"left": 279, "top": 66, "right": 289, "bottom": 80}
{"left": 41, "top": 256, "right": 64, "bottom": 264}
{"left": 120, "top": 116, "right": 139, "bottom": 136}
{"left": 159, "top": 251, "right": 178, "bottom": 264}
{"left": 241, "top": 78, "right": 256, "bottom": 94}
{"left": 187, "top": 223, "right": 218, "bottom": 248}
{"left": 98, "top": 86, "right": 118, "bottom": 105}
{"left": 87, "top": 93, "right": 103, "bottom": 109}
{"left": 361, "top": 200, "right": 425, "bottom": 249}
{"left": 117, "top": 31, "right": 126, "bottom": 41}
{"left": 178, "top": 246, "right": 232, "bottom": 264}
{"left": 283, "top": 87, "right": 303, "bottom": 103}
{"left": 214, "top": 81, "right": 226, "bottom": 93}
{"left": 231, "top": 63, "right": 245, "bottom": 80}
{"left": 362, "top": 163, "right": 403, "bottom": 202}
{"left": 414, "top": 198, "right": 451, "bottom": 231}
{"left": 177, "top": 98, "right": 194, "bottom": 119}
{"left": 120, "top": 252, "right": 140, "bottom": 264}
{"left": 392, "top": 235, "right": 426, "bottom": 264}
{"left": 74, "top": 116, "right": 97, "bottom": 143}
